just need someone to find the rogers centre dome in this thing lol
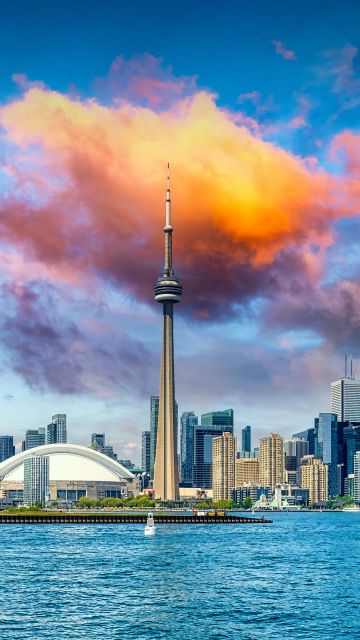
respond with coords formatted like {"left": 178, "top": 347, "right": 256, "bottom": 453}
{"left": 0, "top": 444, "right": 136, "bottom": 502}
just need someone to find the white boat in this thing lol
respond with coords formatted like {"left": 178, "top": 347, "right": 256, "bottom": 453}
{"left": 144, "top": 512, "right": 156, "bottom": 536}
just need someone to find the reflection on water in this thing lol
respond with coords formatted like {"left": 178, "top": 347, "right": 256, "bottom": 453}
{"left": 0, "top": 512, "right": 359, "bottom": 639}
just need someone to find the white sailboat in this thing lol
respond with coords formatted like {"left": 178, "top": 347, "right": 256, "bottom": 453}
{"left": 144, "top": 512, "right": 156, "bottom": 536}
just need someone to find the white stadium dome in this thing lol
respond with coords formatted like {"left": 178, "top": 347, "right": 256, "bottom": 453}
{"left": 0, "top": 444, "right": 135, "bottom": 482}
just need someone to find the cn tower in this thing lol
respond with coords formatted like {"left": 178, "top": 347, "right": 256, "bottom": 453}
{"left": 153, "top": 165, "right": 182, "bottom": 501}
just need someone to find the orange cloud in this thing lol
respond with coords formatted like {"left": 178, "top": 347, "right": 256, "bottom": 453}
{"left": 0, "top": 85, "right": 359, "bottom": 317}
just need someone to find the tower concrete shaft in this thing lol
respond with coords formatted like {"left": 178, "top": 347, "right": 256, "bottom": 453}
{"left": 153, "top": 166, "right": 182, "bottom": 501}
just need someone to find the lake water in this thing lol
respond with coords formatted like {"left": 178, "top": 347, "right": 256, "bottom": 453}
{"left": 0, "top": 512, "right": 359, "bottom": 639}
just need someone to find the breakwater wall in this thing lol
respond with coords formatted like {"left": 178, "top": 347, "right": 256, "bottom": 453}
{"left": 0, "top": 512, "right": 272, "bottom": 524}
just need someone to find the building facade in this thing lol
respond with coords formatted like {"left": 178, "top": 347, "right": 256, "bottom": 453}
{"left": 91, "top": 433, "right": 106, "bottom": 450}
{"left": 343, "top": 424, "right": 360, "bottom": 476}
{"left": 141, "top": 431, "right": 151, "bottom": 475}
{"left": 180, "top": 411, "right": 198, "bottom": 484}
{"left": 23, "top": 455, "right": 49, "bottom": 505}
{"left": 293, "top": 428, "right": 315, "bottom": 455}
{"left": 48, "top": 414, "right": 67, "bottom": 443}
{"left": 0, "top": 436, "right": 15, "bottom": 462}
{"left": 354, "top": 452, "right": 360, "bottom": 502}
{"left": 284, "top": 438, "right": 309, "bottom": 484}
{"left": 193, "top": 417, "right": 234, "bottom": 489}
{"left": 22, "top": 428, "right": 45, "bottom": 451}
{"left": 259, "top": 433, "right": 284, "bottom": 490}
{"left": 235, "top": 458, "right": 260, "bottom": 486}
{"left": 331, "top": 377, "right": 360, "bottom": 422}
{"left": 300, "top": 455, "right": 328, "bottom": 504}
{"left": 315, "top": 413, "right": 338, "bottom": 496}
{"left": 212, "top": 432, "right": 237, "bottom": 501}
{"left": 241, "top": 425, "right": 251, "bottom": 454}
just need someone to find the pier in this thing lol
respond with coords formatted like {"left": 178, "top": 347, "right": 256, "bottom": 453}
{"left": 0, "top": 512, "right": 272, "bottom": 524}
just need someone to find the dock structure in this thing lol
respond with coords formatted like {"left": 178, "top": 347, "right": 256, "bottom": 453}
{"left": 0, "top": 512, "right": 272, "bottom": 524}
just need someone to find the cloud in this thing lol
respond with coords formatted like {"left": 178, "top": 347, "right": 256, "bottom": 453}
{"left": 1, "top": 82, "right": 358, "bottom": 321}
{"left": 0, "top": 279, "right": 155, "bottom": 396}
{"left": 0, "top": 57, "right": 360, "bottom": 399}
{"left": 272, "top": 40, "right": 297, "bottom": 61}
{"left": 93, "top": 53, "right": 198, "bottom": 108}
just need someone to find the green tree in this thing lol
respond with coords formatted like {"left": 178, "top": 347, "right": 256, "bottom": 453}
{"left": 242, "top": 497, "right": 252, "bottom": 510}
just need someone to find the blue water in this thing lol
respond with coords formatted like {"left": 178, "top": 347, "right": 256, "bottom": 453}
{"left": 0, "top": 512, "right": 359, "bottom": 639}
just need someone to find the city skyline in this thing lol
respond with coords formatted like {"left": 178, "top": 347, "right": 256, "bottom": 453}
{"left": 1, "top": 1, "right": 360, "bottom": 458}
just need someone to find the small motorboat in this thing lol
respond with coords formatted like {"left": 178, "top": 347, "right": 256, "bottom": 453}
{"left": 144, "top": 512, "right": 156, "bottom": 536}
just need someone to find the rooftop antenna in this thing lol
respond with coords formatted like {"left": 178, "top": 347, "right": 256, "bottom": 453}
{"left": 345, "top": 354, "right": 348, "bottom": 379}
{"left": 351, "top": 355, "right": 354, "bottom": 380}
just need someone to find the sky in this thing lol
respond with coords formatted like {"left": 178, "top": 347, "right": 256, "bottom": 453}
{"left": 1, "top": 0, "right": 360, "bottom": 460}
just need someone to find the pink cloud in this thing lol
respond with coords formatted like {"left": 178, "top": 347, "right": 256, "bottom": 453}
{"left": 272, "top": 40, "right": 297, "bottom": 61}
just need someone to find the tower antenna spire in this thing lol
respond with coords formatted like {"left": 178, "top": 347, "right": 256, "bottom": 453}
{"left": 164, "top": 162, "right": 173, "bottom": 276}
{"left": 345, "top": 354, "right": 348, "bottom": 379}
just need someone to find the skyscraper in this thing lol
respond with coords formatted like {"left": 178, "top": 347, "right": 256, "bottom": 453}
{"left": 293, "top": 428, "right": 315, "bottom": 455}
{"left": 212, "top": 432, "right": 237, "bottom": 501}
{"left": 91, "top": 433, "right": 106, "bottom": 450}
{"left": 153, "top": 167, "right": 183, "bottom": 501}
{"left": 259, "top": 433, "right": 285, "bottom": 490}
{"left": 24, "top": 455, "right": 49, "bottom": 506}
{"left": 300, "top": 455, "right": 328, "bottom": 504}
{"left": 343, "top": 424, "right": 360, "bottom": 476}
{"left": 142, "top": 431, "right": 151, "bottom": 474}
{"left": 284, "top": 438, "right": 309, "bottom": 484}
{"left": 201, "top": 410, "right": 234, "bottom": 427}
{"left": 180, "top": 411, "right": 198, "bottom": 483}
{"left": 0, "top": 436, "right": 15, "bottom": 462}
{"left": 22, "top": 428, "right": 45, "bottom": 451}
{"left": 242, "top": 425, "right": 251, "bottom": 453}
{"left": 49, "top": 414, "right": 67, "bottom": 443}
{"left": 331, "top": 360, "right": 360, "bottom": 422}
{"left": 193, "top": 416, "right": 234, "bottom": 489}
{"left": 315, "top": 413, "right": 338, "bottom": 496}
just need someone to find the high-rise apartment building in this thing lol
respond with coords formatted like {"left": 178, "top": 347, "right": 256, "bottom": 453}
{"left": 241, "top": 425, "right": 251, "bottom": 453}
{"left": 48, "top": 414, "right": 67, "bottom": 443}
{"left": 343, "top": 424, "right": 360, "bottom": 475}
{"left": 212, "top": 432, "right": 237, "bottom": 501}
{"left": 90, "top": 433, "right": 117, "bottom": 459}
{"left": 24, "top": 455, "right": 49, "bottom": 506}
{"left": 293, "top": 428, "right": 315, "bottom": 455}
{"left": 353, "top": 451, "right": 360, "bottom": 501}
{"left": 331, "top": 376, "right": 360, "bottom": 422}
{"left": 315, "top": 413, "right": 338, "bottom": 496}
{"left": 180, "top": 411, "right": 198, "bottom": 483}
{"left": 259, "top": 433, "right": 284, "bottom": 490}
{"left": 192, "top": 411, "right": 234, "bottom": 488}
{"left": 300, "top": 455, "right": 328, "bottom": 504}
{"left": 91, "top": 433, "right": 106, "bottom": 450}
{"left": 235, "top": 457, "right": 259, "bottom": 486}
{"left": 0, "top": 436, "right": 15, "bottom": 462}
{"left": 142, "top": 431, "right": 151, "bottom": 474}
{"left": 284, "top": 438, "right": 309, "bottom": 484}
{"left": 22, "top": 428, "right": 45, "bottom": 451}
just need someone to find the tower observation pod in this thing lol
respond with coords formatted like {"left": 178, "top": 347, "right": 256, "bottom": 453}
{"left": 153, "top": 165, "right": 182, "bottom": 501}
